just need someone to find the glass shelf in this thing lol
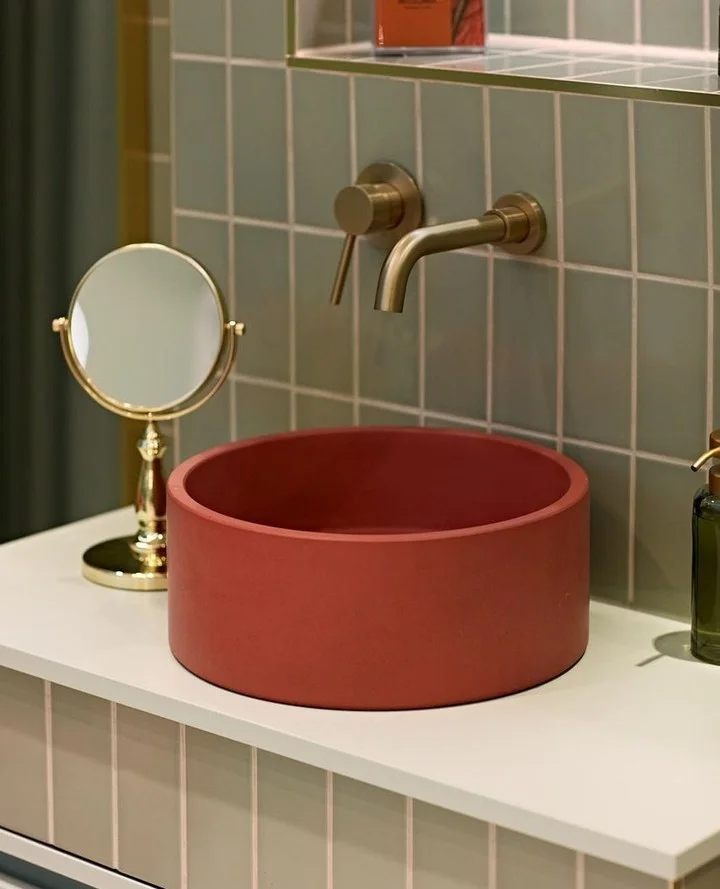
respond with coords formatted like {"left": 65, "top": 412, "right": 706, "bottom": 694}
{"left": 288, "top": 30, "right": 720, "bottom": 107}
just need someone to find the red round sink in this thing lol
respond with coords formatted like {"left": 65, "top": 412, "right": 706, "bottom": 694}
{"left": 167, "top": 428, "right": 589, "bottom": 710}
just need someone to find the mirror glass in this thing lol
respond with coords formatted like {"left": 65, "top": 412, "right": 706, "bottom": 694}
{"left": 69, "top": 244, "right": 224, "bottom": 413}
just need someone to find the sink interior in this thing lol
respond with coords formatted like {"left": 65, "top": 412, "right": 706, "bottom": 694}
{"left": 184, "top": 427, "right": 573, "bottom": 535}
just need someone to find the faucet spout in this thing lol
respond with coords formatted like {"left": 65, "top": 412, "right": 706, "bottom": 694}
{"left": 373, "top": 192, "right": 547, "bottom": 313}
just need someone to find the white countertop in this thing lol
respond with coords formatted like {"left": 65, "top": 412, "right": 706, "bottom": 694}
{"left": 0, "top": 509, "right": 716, "bottom": 880}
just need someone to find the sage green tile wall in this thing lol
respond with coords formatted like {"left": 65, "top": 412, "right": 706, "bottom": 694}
{"left": 159, "top": 0, "right": 720, "bottom": 623}
{"left": 4, "top": 674, "right": 718, "bottom": 889}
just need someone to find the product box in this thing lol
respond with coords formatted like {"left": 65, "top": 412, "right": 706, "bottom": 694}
{"left": 374, "top": 0, "right": 486, "bottom": 54}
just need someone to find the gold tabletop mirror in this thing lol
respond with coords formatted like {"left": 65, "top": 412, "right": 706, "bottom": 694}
{"left": 52, "top": 243, "right": 245, "bottom": 592}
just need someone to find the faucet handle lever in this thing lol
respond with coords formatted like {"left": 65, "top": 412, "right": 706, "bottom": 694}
{"left": 329, "top": 162, "right": 423, "bottom": 306}
{"left": 329, "top": 235, "right": 357, "bottom": 307}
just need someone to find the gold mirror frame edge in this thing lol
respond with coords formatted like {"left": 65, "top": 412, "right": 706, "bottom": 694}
{"left": 55, "top": 243, "right": 240, "bottom": 420}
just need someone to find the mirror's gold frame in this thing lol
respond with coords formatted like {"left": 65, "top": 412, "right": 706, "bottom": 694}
{"left": 284, "top": 0, "right": 720, "bottom": 108}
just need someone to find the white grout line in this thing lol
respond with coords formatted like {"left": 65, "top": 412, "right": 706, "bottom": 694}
{"left": 567, "top": 0, "right": 576, "bottom": 41}
{"left": 286, "top": 67, "right": 297, "bottom": 432}
{"left": 43, "top": 682, "right": 54, "bottom": 845}
{"left": 326, "top": 771, "right": 334, "bottom": 889}
{"left": 483, "top": 86, "right": 494, "bottom": 432}
{"left": 226, "top": 0, "right": 237, "bottom": 441}
{"left": 110, "top": 702, "right": 119, "bottom": 869}
{"left": 704, "top": 0, "right": 712, "bottom": 52}
{"left": 349, "top": 75, "right": 361, "bottom": 426}
{"left": 488, "top": 823, "right": 497, "bottom": 889}
{"left": 406, "top": 797, "right": 414, "bottom": 889}
{"left": 179, "top": 725, "right": 188, "bottom": 889}
{"left": 168, "top": 0, "right": 181, "bottom": 467}
{"left": 415, "top": 81, "right": 426, "bottom": 425}
{"left": 251, "top": 747, "right": 259, "bottom": 889}
{"left": 627, "top": 99, "right": 639, "bottom": 606}
{"left": 633, "top": 0, "right": 642, "bottom": 45}
{"left": 705, "top": 105, "right": 715, "bottom": 437}
{"left": 504, "top": 0, "right": 511, "bottom": 34}
{"left": 554, "top": 91, "right": 566, "bottom": 453}
{"left": 344, "top": 0, "right": 353, "bottom": 45}
{"left": 171, "top": 51, "right": 285, "bottom": 69}
{"left": 576, "top": 851, "right": 585, "bottom": 889}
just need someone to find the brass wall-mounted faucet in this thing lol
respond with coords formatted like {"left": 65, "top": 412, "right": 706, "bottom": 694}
{"left": 329, "top": 162, "right": 547, "bottom": 314}
{"left": 375, "top": 193, "right": 547, "bottom": 313}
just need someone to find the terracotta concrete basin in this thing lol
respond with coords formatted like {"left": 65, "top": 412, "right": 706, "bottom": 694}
{"left": 167, "top": 428, "right": 589, "bottom": 711}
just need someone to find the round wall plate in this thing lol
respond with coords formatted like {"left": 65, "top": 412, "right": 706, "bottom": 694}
{"left": 493, "top": 192, "right": 547, "bottom": 256}
{"left": 358, "top": 162, "right": 425, "bottom": 250}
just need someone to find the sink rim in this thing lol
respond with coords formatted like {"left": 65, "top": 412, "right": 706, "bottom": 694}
{"left": 168, "top": 427, "right": 588, "bottom": 544}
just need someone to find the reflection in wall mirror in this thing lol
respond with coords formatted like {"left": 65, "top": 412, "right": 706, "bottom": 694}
{"left": 53, "top": 244, "right": 246, "bottom": 592}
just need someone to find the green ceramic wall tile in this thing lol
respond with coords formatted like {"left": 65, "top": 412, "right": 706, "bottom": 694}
{"left": 637, "top": 279, "right": 706, "bottom": 460}
{"left": 421, "top": 82, "right": 485, "bottom": 225}
{"left": 232, "top": 0, "right": 286, "bottom": 60}
{"left": 352, "top": 0, "right": 373, "bottom": 42}
{"left": 186, "top": 730, "right": 252, "bottom": 889}
{"left": 360, "top": 405, "right": 420, "bottom": 425}
{"left": 150, "top": 160, "right": 171, "bottom": 244}
{"left": 149, "top": 0, "right": 169, "bottom": 17}
{"left": 296, "top": 394, "right": 354, "bottom": 429}
{"left": 149, "top": 24, "right": 170, "bottom": 154}
{"left": 175, "top": 215, "right": 229, "bottom": 297}
{"left": 414, "top": 802, "right": 488, "bottom": 889}
{"left": 490, "top": 89, "right": 557, "bottom": 258}
{"left": 295, "top": 233, "right": 353, "bottom": 394}
{"left": 711, "top": 111, "right": 720, "bottom": 285}
{"left": 173, "top": 0, "right": 226, "bottom": 56}
{"left": 235, "top": 383, "right": 291, "bottom": 438}
{"left": 293, "top": 71, "right": 351, "bottom": 229}
{"left": 497, "top": 829, "right": 575, "bottom": 889}
{"left": 52, "top": 687, "right": 113, "bottom": 866}
{"left": 562, "top": 95, "right": 631, "bottom": 270}
{"left": 641, "top": 0, "right": 704, "bottom": 48}
{"left": 333, "top": 776, "right": 406, "bottom": 889}
{"left": 564, "top": 444, "right": 630, "bottom": 604}
{"left": 714, "top": 291, "right": 720, "bottom": 427}
{"left": 297, "top": 1, "right": 347, "bottom": 50}
{"left": 492, "top": 260, "right": 558, "bottom": 434}
{"left": 509, "top": 0, "right": 569, "bottom": 38}
{"left": 235, "top": 225, "right": 290, "bottom": 381}
{"left": 174, "top": 61, "right": 228, "bottom": 213}
{"left": 424, "top": 416, "right": 486, "bottom": 430}
{"left": 586, "top": 857, "right": 666, "bottom": 889}
{"left": 0, "top": 669, "right": 48, "bottom": 842}
{"left": 575, "top": 0, "right": 635, "bottom": 42}
{"left": 564, "top": 270, "right": 632, "bottom": 447}
{"left": 687, "top": 858, "right": 720, "bottom": 889}
{"left": 258, "top": 752, "right": 326, "bottom": 889}
{"left": 232, "top": 67, "right": 287, "bottom": 221}
{"left": 635, "top": 457, "right": 698, "bottom": 618}
{"left": 116, "top": 708, "right": 181, "bottom": 889}
{"left": 358, "top": 240, "right": 419, "bottom": 405}
{"left": 635, "top": 102, "right": 707, "bottom": 281}
{"left": 487, "top": 2, "right": 506, "bottom": 33}
{"left": 180, "top": 386, "right": 232, "bottom": 459}
{"left": 355, "top": 76, "right": 417, "bottom": 176}
{"left": 424, "top": 252, "right": 487, "bottom": 420}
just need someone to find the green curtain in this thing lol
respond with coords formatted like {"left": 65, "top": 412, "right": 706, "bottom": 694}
{"left": 0, "top": 0, "right": 121, "bottom": 543}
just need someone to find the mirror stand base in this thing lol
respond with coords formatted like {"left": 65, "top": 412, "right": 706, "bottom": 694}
{"left": 82, "top": 536, "right": 168, "bottom": 591}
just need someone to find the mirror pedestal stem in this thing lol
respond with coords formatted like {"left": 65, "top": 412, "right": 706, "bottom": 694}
{"left": 131, "top": 419, "right": 168, "bottom": 574}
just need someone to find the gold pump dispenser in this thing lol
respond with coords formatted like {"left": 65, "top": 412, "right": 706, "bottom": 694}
{"left": 690, "top": 430, "right": 720, "bottom": 664}
{"left": 691, "top": 431, "right": 720, "bottom": 494}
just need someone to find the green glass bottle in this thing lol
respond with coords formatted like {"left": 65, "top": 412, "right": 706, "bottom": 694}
{"left": 691, "top": 432, "right": 720, "bottom": 664}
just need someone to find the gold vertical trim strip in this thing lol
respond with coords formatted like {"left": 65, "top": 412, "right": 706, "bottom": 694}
{"left": 117, "top": 0, "right": 151, "bottom": 503}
